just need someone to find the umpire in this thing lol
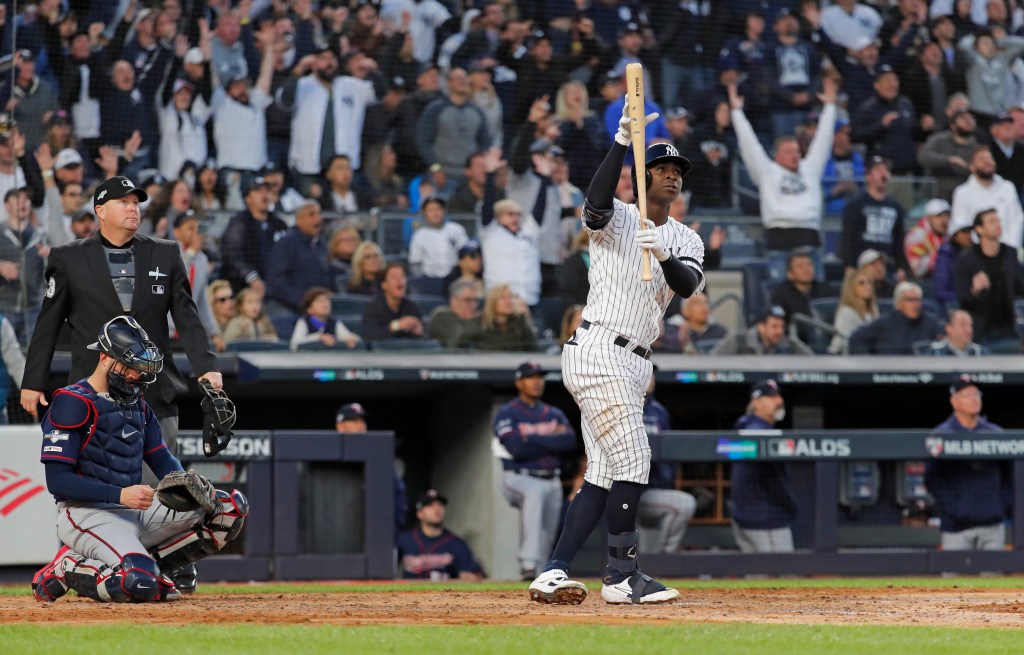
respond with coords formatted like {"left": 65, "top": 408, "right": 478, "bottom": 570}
{"left": 21, "top": 176, "right": 221, "bottom": 462}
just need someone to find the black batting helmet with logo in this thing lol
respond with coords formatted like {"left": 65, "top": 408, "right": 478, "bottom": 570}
{"left": 631, "top": 143, "right": 692, "bottom": 200}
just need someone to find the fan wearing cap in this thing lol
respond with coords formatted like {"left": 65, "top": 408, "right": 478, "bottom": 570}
{"left": 918, "top": 107, "right": 979, "bottom": 199}
{"left": 22, "top": 175, "right": 222, "bottom": 473}
{"left": 924, "top": 376, "right": 1009, "bottom": 553}
{"left": 951, "top": 207, "right": 1024, "bottom": 352}
{"left": 850, "top": 64, "right": 918, "bottom": 175}
{"left": 493, "top": 361, "right": 576, "bottom": 580}
{"left": 157, "top": 78, "right": 210, "bottom": 181}
{"left": 729, "top": 75, "right": 838, "bottom": 281}
{"left": 395, "top": 489, "right": 484, "bottom": 581}
{"left": 711, "top": 305, "right": 814, "bottom": 356}
{"left": 408, "top": 197, "right": 469, "bottom": 278}
{"left": 950, "top": 145, "right": 1024, "bottom": 252}
{"left": 933, "top": 210, "right": 977, "bottom": 311}
{"left": 0, "top": 49, "right": 58, "bottom": 151}
{"left": 219, "top": 176, "right": 288, "bottom": 295}
{"left": 839, "top": 155, "right": 910, "bottom": 278}
{"left": 730, "top": 380, "right": 798, "bottom": 554}
{"left": 848, "top": 281, "right": 940, "bottom": 354}
{"left": 904, "top": 198, "right": 952, "bottom": 279}
{"left": 442, "top": 237, "right": 484, "bottom": 295}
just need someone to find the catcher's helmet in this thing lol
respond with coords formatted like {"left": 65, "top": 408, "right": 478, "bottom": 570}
{"left": 88, "top": 315, "right": 163, "bottom": 406}
{"left": 631, "top": 142, "right": 693, "bottom": 200}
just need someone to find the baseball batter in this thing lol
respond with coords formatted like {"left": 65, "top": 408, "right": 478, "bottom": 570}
{"left": 528, "top": 98, "right": 705, "bottom": 605}
{"left": 31, "top": 316, "right": 248, "bottom": 603}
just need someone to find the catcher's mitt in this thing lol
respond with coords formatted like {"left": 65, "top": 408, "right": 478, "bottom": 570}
{"left": 199, "top": 380, "right": 236, "bottom": 456}
{"left": 156, "top": 469, "right": 218, "bottom": 513}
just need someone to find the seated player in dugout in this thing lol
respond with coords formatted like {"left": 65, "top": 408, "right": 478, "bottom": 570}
{"left": 31, "top": 316, "right": 248, "bottom": 603}
{"left": 395, "top": 490, "right": 484, "bottom": 581}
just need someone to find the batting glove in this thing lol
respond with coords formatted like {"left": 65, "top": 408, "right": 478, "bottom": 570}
{"left": 615, "top": 95, "right": 660, "bottom": 147}
{"left": 635, "top": 219, "right": 670, "bottom": 261}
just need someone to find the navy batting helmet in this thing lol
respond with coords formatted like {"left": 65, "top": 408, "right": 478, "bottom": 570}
{"left": 631, "top": 143, "right": 692, "bottom": 200}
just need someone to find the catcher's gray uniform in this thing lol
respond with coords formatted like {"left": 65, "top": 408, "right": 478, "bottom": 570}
{"left": 562, "top": 198, "right": 704, "bottom": 489}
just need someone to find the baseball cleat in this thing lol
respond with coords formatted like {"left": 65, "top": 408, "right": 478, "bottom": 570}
{"left": 528, "top": 569, "right": 588, "bottom": 605}
{"left": 168, "top": 563, "right": 198, "bottom": 594}
{"left": 601, "top": 571, "right": 680, "bottom": 604}
{"left": 32, "top": 546, "right": 74, "bottom": 603}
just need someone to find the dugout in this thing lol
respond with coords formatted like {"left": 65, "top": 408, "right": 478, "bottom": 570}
{"left": 19, "top": 335, "right": 1024, "bottom": 580}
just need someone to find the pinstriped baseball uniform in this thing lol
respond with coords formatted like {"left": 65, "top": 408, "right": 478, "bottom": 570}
{"left": 562, "top": 198, "right": 705, "bottom": 488}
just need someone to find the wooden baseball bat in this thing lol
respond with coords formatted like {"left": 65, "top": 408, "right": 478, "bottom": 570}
{"left": 626, "top": 63, "right": 653, "bottom": 282}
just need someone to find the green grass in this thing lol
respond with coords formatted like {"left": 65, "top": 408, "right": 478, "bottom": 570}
{"left": 4, "top": 576, "right": 1024, "bottom": 596}
{"left": 1, "top": 624, "right": 1022, "bottom": 655}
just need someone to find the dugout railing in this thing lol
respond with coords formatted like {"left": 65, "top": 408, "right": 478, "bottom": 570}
{"left": 640, "top": 430, "right": 1024, "bottom": 577}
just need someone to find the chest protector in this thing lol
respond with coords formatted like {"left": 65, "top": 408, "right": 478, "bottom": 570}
{"left": 53, "top": 384, "right": 150, "bottom": 489}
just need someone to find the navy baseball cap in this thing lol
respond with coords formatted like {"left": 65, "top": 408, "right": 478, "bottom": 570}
{"left": 241, "top": 176, "right": 269, "bottom": 196}
{"left": 750, "top": 379, "right": 781, "bottom": 400}
{"left": 515, "top": 361, "right": 546, "bottom": 380}
{"left": 416, "top": 489, "right": 447, "bottom": 510}
{"left": 170, "top": 208, "right": 198, "bottom": 229}
{"left": 94, "top": 176, "right": 149, "bottom": 209}
{"left": 458, "top": 240, "right": 481, "bottom": 258}
{"left": 759, "top": 305, "right": 787, "bottom": 322}
{"left": 950, "top": 374, "right": 978, "bottom": 395}
{"left": 336, "top": 402, "right": 368, "bottom": 422}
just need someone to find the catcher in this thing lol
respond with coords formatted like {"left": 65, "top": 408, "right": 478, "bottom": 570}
{"left": 31, "top": 316, "right": 247, "bottom": 603}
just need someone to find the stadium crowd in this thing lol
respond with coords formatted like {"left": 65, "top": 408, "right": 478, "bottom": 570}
{"left": 0, "top": 0, "right": 1022, "bottom": 359}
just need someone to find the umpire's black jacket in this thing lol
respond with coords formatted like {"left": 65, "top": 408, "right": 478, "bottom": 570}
{"left": 23, "top": 233, "right": 218, "bottom": 418}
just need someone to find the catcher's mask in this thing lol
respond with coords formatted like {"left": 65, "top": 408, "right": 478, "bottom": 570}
{"left": 87, "top": 316, "right": 163, "bottom": 406}
{"left": 200, "top": 380, "right": 236, "bottom": 456}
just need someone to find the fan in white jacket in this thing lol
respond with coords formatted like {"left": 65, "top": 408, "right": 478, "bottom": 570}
{"left": 158, "top": 79, "right": 211, "bottom": 180}
{"left": 950, "top": 147, "right": 1024, "bottom": 254}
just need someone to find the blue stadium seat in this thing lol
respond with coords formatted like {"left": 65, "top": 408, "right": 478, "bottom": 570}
{"left": 809, "top": 298, "right": 840, "bottom": 327}
{"left": 408, "top": 276, "right": 448, "bottom": 297}
{"left": 741, "top": 259, "right": 770, "bottom": 327}
{"left": 331, "top": 294, "right": 372, "bottom": 315}
{"left": 407, "top": 294, "right": 447, "bottom": 317}
{"left": 225, "top": 340, "right": 290, "bottom": 352}
{"left": 297, "top": 341, "right": 368, "bottom": 352}
{"left": 272, "top": 315, "right": 298, "bottom": 339}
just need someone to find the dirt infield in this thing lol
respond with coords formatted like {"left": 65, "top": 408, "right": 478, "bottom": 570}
{"left": 3, "top": 587, "right": 1024, "bottom": 628}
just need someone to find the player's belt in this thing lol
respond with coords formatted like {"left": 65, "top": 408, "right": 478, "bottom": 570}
{"left": 578, "top": 320, "right": 652, "bottom": 360}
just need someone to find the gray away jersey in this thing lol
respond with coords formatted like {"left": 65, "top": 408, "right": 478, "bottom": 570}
{"left": 581, "top": 198, "right": 705, "bottom": 346}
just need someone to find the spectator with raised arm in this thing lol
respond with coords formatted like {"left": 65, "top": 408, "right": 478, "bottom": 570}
{"left": 730, "top": 77, "right": 838, "bottom": 280}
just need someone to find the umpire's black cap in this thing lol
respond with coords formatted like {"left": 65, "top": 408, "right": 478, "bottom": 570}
{"left": 416, "top": 489, "right": 447, "bottom": 511}
{"left": 93, "top": 176, "right": 149, "bottom": 209}
{"left": 645, "top": 142, "right": 692, "bottom": 178}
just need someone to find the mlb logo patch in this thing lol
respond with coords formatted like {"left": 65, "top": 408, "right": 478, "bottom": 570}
{"left": 152, "top": 285, "right": 165, "bottom": 295}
